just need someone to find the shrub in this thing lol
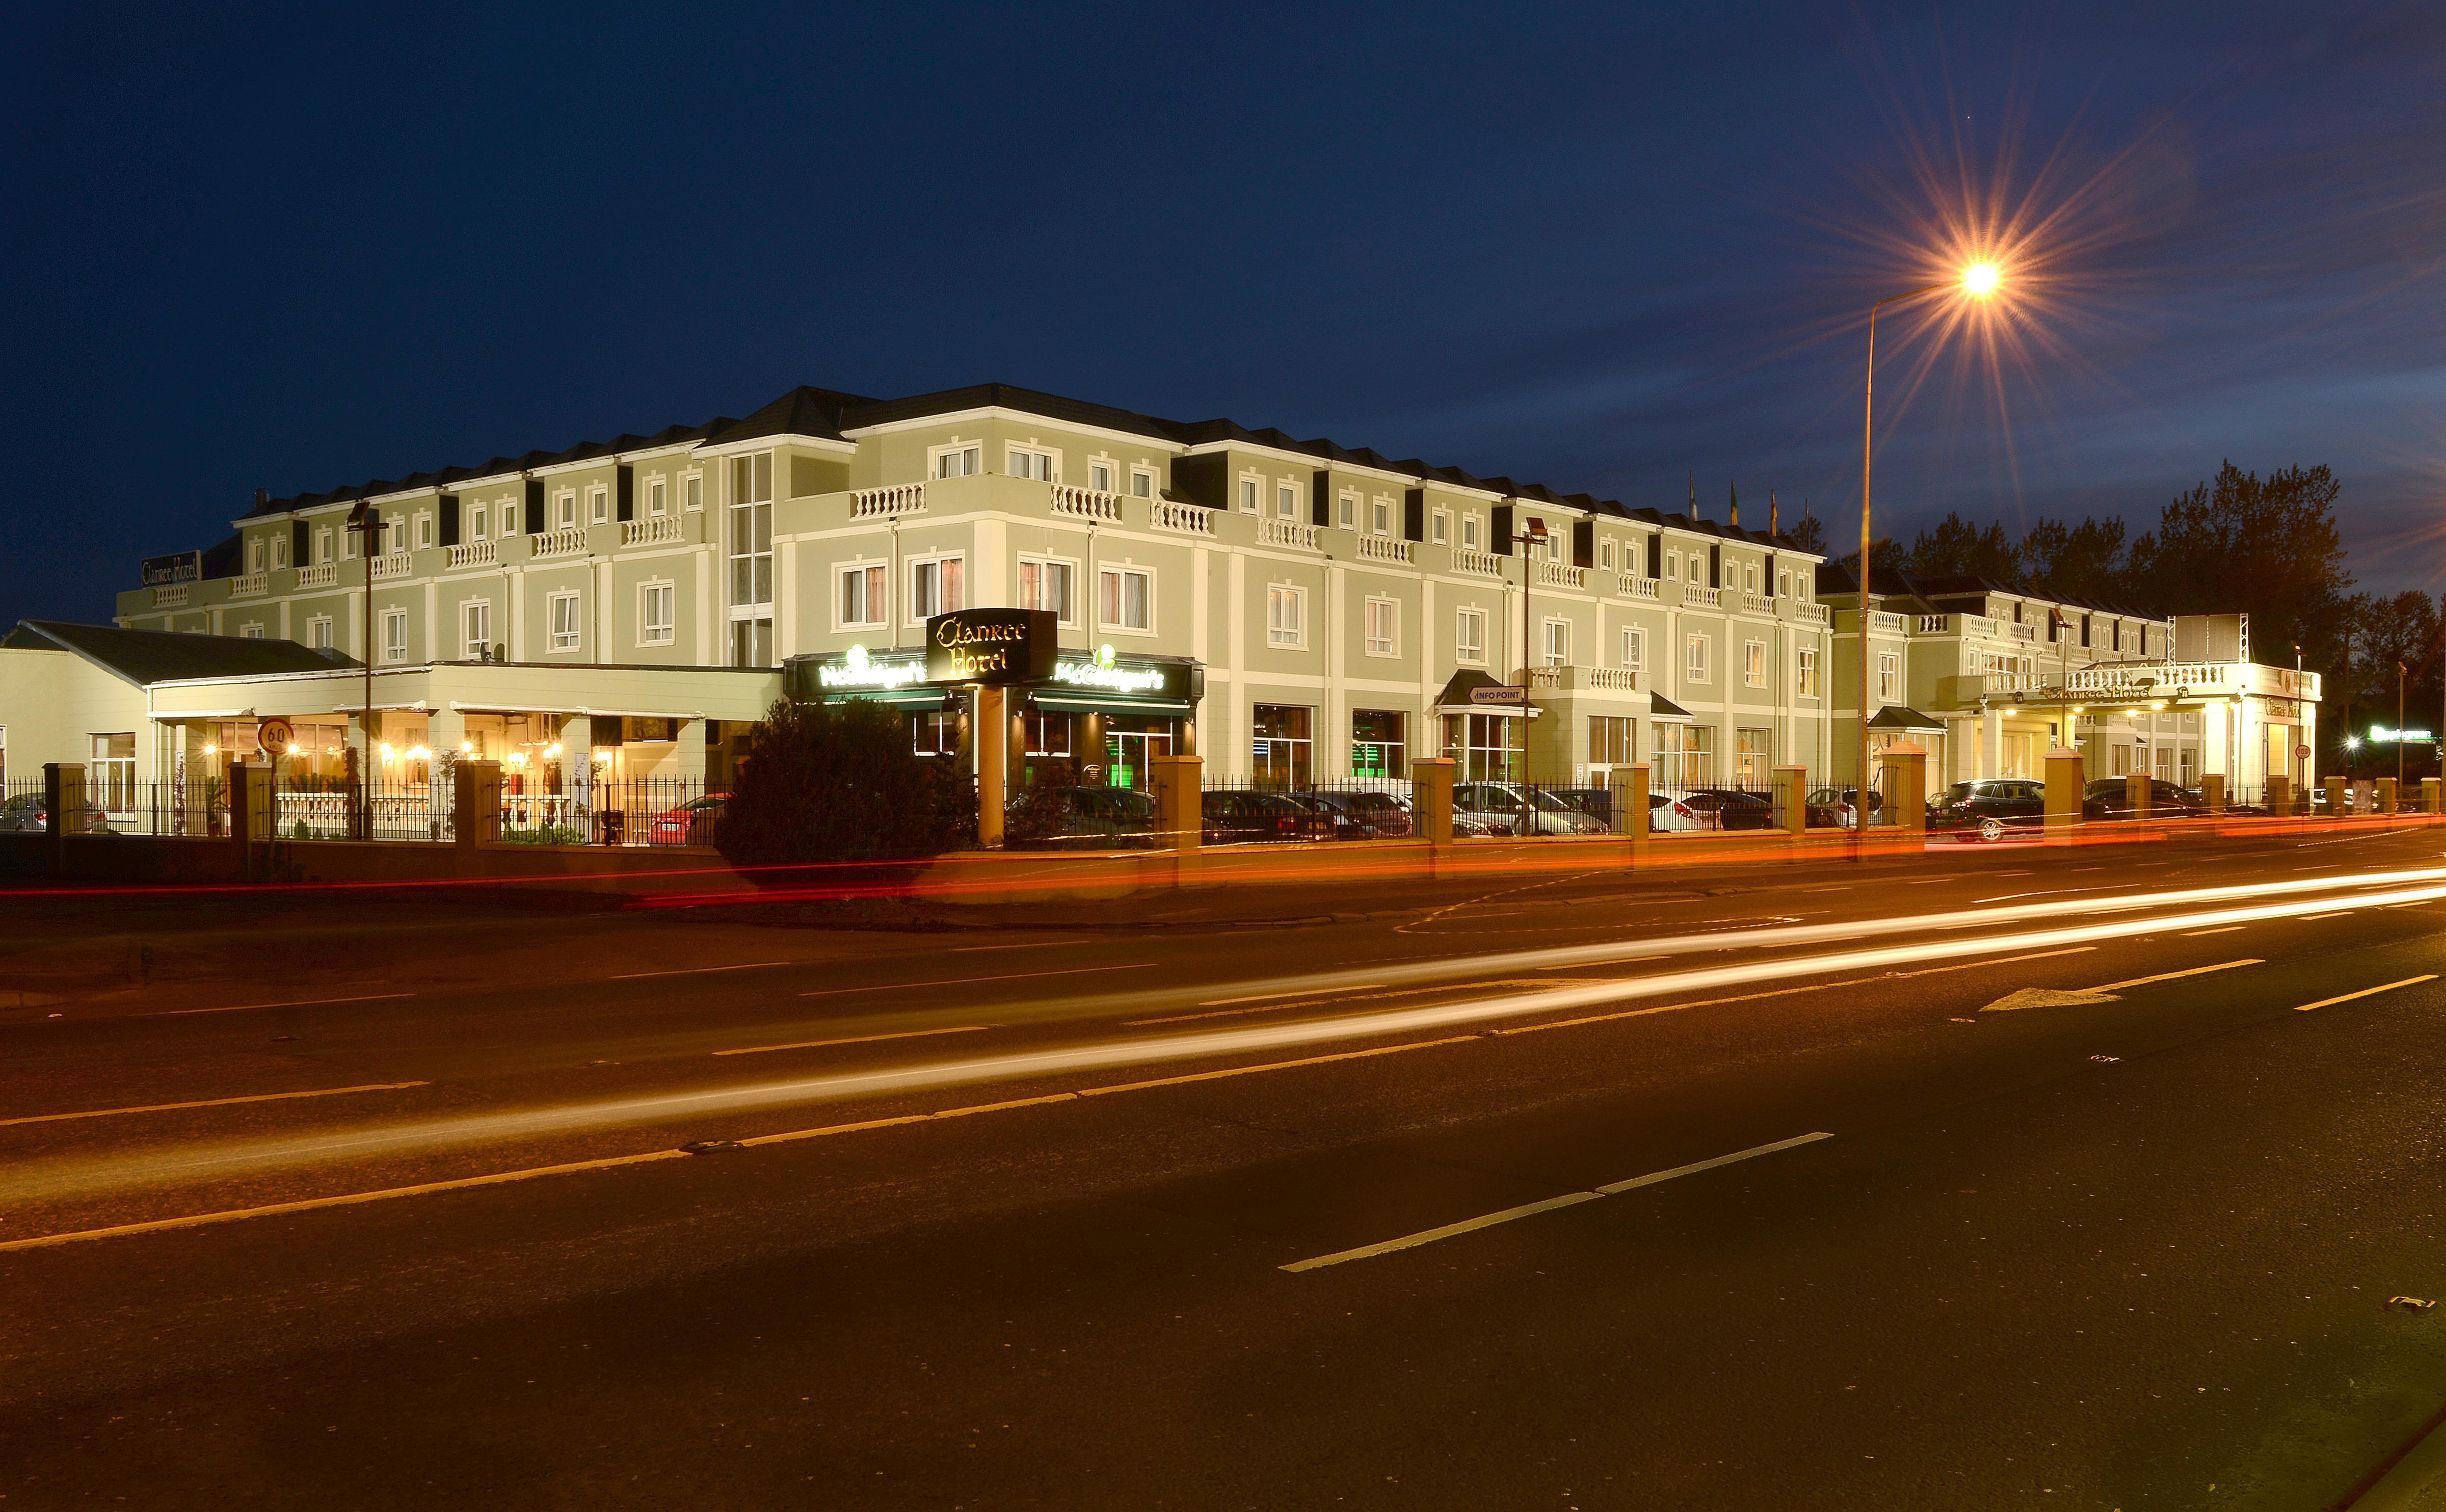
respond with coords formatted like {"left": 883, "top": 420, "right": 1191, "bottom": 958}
{"left": 715, "top": 697, "right": 975, "bottom": 866}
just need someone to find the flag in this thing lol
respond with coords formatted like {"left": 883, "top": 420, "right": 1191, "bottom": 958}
{"left": 1729, "top": 481, "right": 1740, "bottom": 527}
{"left": 1688, "top": 472, "right": 1698, "bottom": 518}
{"left": 1769, "top": 491, "right": 1779, "bottom": 536}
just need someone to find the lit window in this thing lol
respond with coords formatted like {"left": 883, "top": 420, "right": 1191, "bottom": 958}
{"left": 1365, "top": 597, "right": 1398, "bottom": 657}
{"left": 463, "top": 601, "right": 492, "bottom": 660}
{"left": 1456, "top": 607, "right": 1485, "bottom": 664}
{"left": 642, "top": 583, "right": 674, "bottom": 645}
{"left": 548, "top": 593, "right": 580, "bottom": 652}
{"left": 1266, "top": 585, "right": 1306, "bottom": 647}
{"left": 1686, "top": 632, "right": 1710, "bottom": 682}
{"left": 1745, "top": 640, "right": 1766, "bottom": 687}
{"left": 1877, "top": 652, "right": 1900, "bottom": 701}
{"left": 729, "top": 454, "right": 773, "bottom": 612}
{"left": 1543, "top": 618, "right": 1570, "bottom": 667}
{"left": 1621, "top": 627, "right": 1645, "bottom": 671}
{"left": 838, "top": 564, "right": 886, "bottom": 628}
{"left": 382, "top": 609, "right": 407, "bottom": 662}
{"left": 909, "top": 556, "right": 965, "bottom": 620}
{"left": 1797, "top": 646, "right": 1820, "bottom": 697}
{"left": 1100, "top": 566, "right": 1153, "bottom": 631}
{"left": 1018, "top": 558, "right": 1074, "bottom": 623}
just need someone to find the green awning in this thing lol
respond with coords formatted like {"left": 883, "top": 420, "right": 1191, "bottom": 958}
{"left": 1030, "top": 694, "right": 1195, "bottom": 716}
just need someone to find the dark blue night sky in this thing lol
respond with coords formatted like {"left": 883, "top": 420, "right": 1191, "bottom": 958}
{"left": 6, "top": 2, "right": 2441, "bottom": 621}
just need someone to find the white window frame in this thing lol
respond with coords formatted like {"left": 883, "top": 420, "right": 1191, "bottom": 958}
{"left": 1238, "top": 475, "right": 1261, "bottom": 514}
{"left": 462, "top": 600, "right": 492, "bottom": 660}
{"left": 1371, "top": 495, "right": 1391, "bottom": 536}
{"left": 930, "top": 440, "right": 982, "bottom": 480}
{"left": 546, "top": 591, "right": 581, "bottom": 653}
{"left": 1130, "top": 466, "right": 1157, "bottom": 499}
{"left": 906, "top": 552, "right": 967, "bottom": 624}
{"left": 589, "top": 486, "right": 608, "bottom": 524}
{"left": 1462, "top": 514, "right": 1481, "bottom": 550}
{"left": 1006, "top": 443, "right": 1057, "bottom": 482}
{"left": 315, "top": 526, "right": 334, "bottom": 563}
{"left": 1877, "top": 651, "right": 1901, "bottom": 701}
{"left": 1277, "top": 481, "right": 1299, "bottom": 520}
{"left": 648, "top": 478, "right": 668, "bottom": 517}
{"left": 1364, "top": 596, "right": 1399, "bottom": 658}
{"left": 1599, "top": 539, "right": 1615, "bottom": 571}
{"left": 496, "top": 495, "right": 517, "bottom": 537}
{"left": 382, "top": 607, "right": 408, "bottom": 664}
{"left": 1086, "top": 457, "right": 1116, "bottom": 494}
{"left": 1338, "top": 489, "right": 1357, "bottom": 529}
{"left": 1431, "top": 509, "right": 1450, "bottom": 545}
{"left": 468, "top": 506, "right": 487, "bottom": 542}
{"left": 240, "top": 623, "right": 265, "bottom": 640}
{"left": 416, "top": 514, "right": 433, "bottom": 549}
{"left": 683, "top": 471, "right": 704, "bottom": 511}
{"left": 1744, "top": 639, "right": 1767, "bottom": 688}
{"left": 1456, "top": 607, "right": 1486, "bottom": 665}
{"left": 1267, "top": 584, "right": 1307, "bottom": 648}
{"left": 307, "top": 615, "right": 333, "bottom": 650}
{"left": 836, "top": 562, "right": 887, "bottom": 631}
{"left": 1621, "top": 626, "right": 1645, "bottom": 672}
{"left": 1017, "top": 554, "right": 1079, "bottom": 627}
{"left": 1099, "top": 565, "right": 1154, "bottom": 633}
{"left": 247, "top": 537, "right": 265, "bottom": 573}
{"left": 271, "top": 534, "right": 289, "bottom": 569}
{"left": 1541, "top": 616, "right": 1570, "bottom": 667}
{"left": 555, "top": 491, "right": 576, "bottom": 529}
{"left": 1797, "top": 645, "right": 1820, "bottom": 698}
{"left": 1685, "top": 632, "right": 1710, "bottom": 683}
{"left": 1667, "top": 550, "right": 1680, "bottom": 580}
{"left": 639, "top": 580, "right": 675, "bottom": 646}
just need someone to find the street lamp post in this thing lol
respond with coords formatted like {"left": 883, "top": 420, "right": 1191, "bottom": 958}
{"left": 1855, "top": 262, "right": 2000, "bottom": 839}
{"left": 344, "top": 505, "right": 382, "bottom": 840}
{"left": 1513, "top": 518, "right": 1550, "bottom": 812}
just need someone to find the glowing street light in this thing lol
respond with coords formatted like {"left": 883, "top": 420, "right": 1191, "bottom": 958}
{"left": 1855, "top": 260, "right": 2006, "bottom": 836}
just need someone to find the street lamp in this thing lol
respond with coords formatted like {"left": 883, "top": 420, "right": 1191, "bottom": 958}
{"left": 1513, "top": 516, "right": 1551, "bottom": 797}
{"left": 1855, "top": 261, "right": 2002, "bottom": 836}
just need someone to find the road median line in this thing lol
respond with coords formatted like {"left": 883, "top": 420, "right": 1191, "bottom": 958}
{"left": 0, "top": 1081, "right": 431, "bottom": 1128}
{"left": 2295, "top": 975, "right": 2437, "bottom": 1013}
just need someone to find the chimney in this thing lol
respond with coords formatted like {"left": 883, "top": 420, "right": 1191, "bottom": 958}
{"left": 255, "top": 487, "right": 269, "bottom": 511}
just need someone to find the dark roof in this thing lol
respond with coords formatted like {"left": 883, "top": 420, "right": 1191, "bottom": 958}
{"left": 1813, "top": 562, "right": 2164, "bottom": 621}
{"left": 1868, "top": 705, "right": 1947, "bottom": 732}
{"left": 1647, "top": 694, "right": 1693, "bottom": 720}
{"left": 1434, "top": 669, "right": 1523, "bottom": 708}
{"left": 225, "top": 379, "right": 1814, "bottom": 552}
{"left": 5, "top": 621, "right": 356, "bottom": 686}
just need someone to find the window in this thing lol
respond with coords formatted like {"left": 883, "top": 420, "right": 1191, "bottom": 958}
{"left": 382, "top": 608, "right": 408, "bottom": 663}
{"left": 469, "top": 507, "right": 487, "bottom": 542}
{"left": 1018, "top": 557, "right": 1075, "bottom": 623}
{"left": 315, "top": 526, "right": 334, "bottom": 563}
{"left": 1543, "top": 617, "right": 1570, "bottom": 667}
{"left": 247, "top": 538, "right": 265, "bottom": 573}
{"left": 1777, "top": 570, "right": 1789, "bottom": 598}
{"left": 1338, "top": 491, "right": 1356, "bottom": 529}
{"left": 548, "top": 592, "right": 581, "bottom": 652}
{"left": 1588, "top": 715, "right": 1637, "bottom": 766}
{"left": 1685, "top": 632, "right": 1710, "bottom": 682}
{"left": 308, "top": 617, "right": 332, "bottom": 650}
{"left": 1462, "top": 514, "right": 1481, "bottom": 550}
{"left": 684, "top": 473, "right": 704, "bottom": 511}
{"left": 1600, "top": 539, "right": 1615, "bottom": 571}
{"left": 935, "top": 444, "right": 981, "bottom": 480}
{"left": 1239, "top": 478, "right": 1259, "bottom": 514}
{"left": 497, "top": 499, "right": 517, "bottom": 537}
{"left": 1735, "top": 728, "right": 1771, "bottom": 786}
{"left": 1432, "top": 510, "right": 1450, "bottom": 545}
{"left": 1456, "top": 607, "right": 1486, "bottom": 664}
{"left": 1654, "top": 722, "right": 1715, "bottom": 788}
{"left": 1364, "top": 597, "right": 1398, "bottom": 657}
{"left": 1371, "top": 496, "right": 1391, "bottom": 535}
{"left": 1130, "top": 467, "right": 1156, "bottom": 499}
{"left": 641, "top": 583, "right": 674, "bottom": 644}
{"left": 1797, "top": 645, "right": 1819, "bottom": 698}
{"left": 729, "top": 453, "right": 774, "bottom": 618}
{"left": 90, "top": 734, "right": 135, "bottom": 815}
{"left": 1252, "top": 705, "right": 1313, "bottom": 787}
{"left": 1351, "top": 710, "right": 1406, "bottom": 778}
{"left": 589, "top": 487, "right": 608, "bottom": 524}
{"left": 1088, "top": 460, "right": 1115, "bottom": 493}
{"left": 462, "top": 601, "right": 492, "bottom": 660}
{"left": 1100, "top": 566, "right": 1152, "bottom": 631}
{"left": 1266, "top": 585, "right": 1306, "bottom": 647}
{"left": 1444, "top": 712, "right": 1520, "bottom": 783}
{"left": 1277, "top": 482, "right": 1298, "bottom": 520}
{"left": 838, "top": 564, "right": 886, "bottom": 628}
{"left": 1007, "top": 445, "right": 1055, "bottom": 481}
{"left": 911, "top": 712, "right": 960, "bottom": 757}
{"left": 1667, "top": 551, "right": 1680, "bottom": 580}
{"left": 1621, "top": 626, "right": 1645, "bottom": 672}
{"left": 648, "top": 479, "right": 668, "bottom": 516}
{"left": 240, "top": 624, "right": 265, "bottom": 639}
{"left": 1745, "top": 563, "right": 1759, "bottom": 593}
{"left": 909, "top": 555, "right": 965, "bottom": 621}
{"left": 1024, "top": 713, "right": 1073, "bottom": 757}
{"left": 271, "top": 534, "right": 289, "bottom": 569}
{"left": 1744, "top": 640, "right": 1766, "bottom": 688}
{"left": 556, "top": 492, "right": 575, "bottom": 529}
{"left": 1877, "top": 651, "right": 1900, "bottom": 701}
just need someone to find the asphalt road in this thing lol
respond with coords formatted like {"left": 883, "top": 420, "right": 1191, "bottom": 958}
{"left": 5, "top": 827, "right": 2446, "bottom": 1508}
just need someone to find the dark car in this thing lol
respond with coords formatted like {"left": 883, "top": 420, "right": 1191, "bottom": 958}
{"left": 1018, "top": 785, "right": 1161, "bottom": 848}
{"left": 2084, "top": 777, "right": 2205, "bottom": 820}
{"left": 1200, "top": 789, "right": 1313, "bottom": 843}
{"left": 1546, "top": 788, "right": 1616, "bottom": 828}
{"left": 1300, "top": 789, "right": 1414, "bottom": 838}
{"left": 1683, "top": 788, "right": 1776, "bottom": 831}
{"left": 1929, "top": 778, "right": 2051, "bottom": 841}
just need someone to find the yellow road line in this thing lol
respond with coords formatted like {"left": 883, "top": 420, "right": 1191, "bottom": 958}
{"left": 158, "top": 992, "right": 414, "bottom": 1017}
{"left": 712, "top": 1025, "right": 990, "bottom": 1057}
{"left": 2092, "top": 959, "right": 2262, "bottom": 992}
{"left": 1076, "top": 1036, "right": 1479, "bottom": 1096}
{"left": 797, "top": 964, "right": 1142, "bottom": 997}
{"left": 2295, "top": 975, "right": 2438, "bottom": 1013}
{"left": 1493, "top": 947, "right": 2097, "bottom": 1037}
{"left": 0, "top": 1081, "right": 430, "bottom": 1129}
{"left": 609, "top": 961, "right": 792, "bottom": 980}
{"left": 2183, "top": 926, "right": 2247, "bottom": 937}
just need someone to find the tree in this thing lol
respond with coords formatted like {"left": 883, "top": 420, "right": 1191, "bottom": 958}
{"left": 1784, "top": 511, "right": 1827, "bottom": 555}
{"left": 2014, "top": 515, "right": 2128, "bottom": 603}
{"left": 2125, "top": 462, "right": 2355, "bottom": 678}
{"left": 714, "top": 697, "right": 975, "bottom": 866}
{"left": 1900, "top": 512, "right": 2019, "bottom": 580}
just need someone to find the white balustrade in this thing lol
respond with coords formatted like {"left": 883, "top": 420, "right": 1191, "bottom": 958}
{"left": 295, "top": 563, "right": 339, "bottom": 590}
{"left": 2007, "top": 621, "right": 2037, "bottom": 642}
{"left": 1867, "top": 610, "right": 1906, "bottom": 632}
{"left": 228, "top": 571, "right": 268, "bottom": 597}
{"left": 2066, "top": 662, "right": 2232, "bottom": 694}
{"left": 1357, "top": 535, "right": 1415, "bottom": 564}
{"left": 370, "top": 553, "right": 414, "bottom": 581}
{"left": 622, "top": 515, "right": 682, "bottom": 546}
{"left": 1741, "top": 592, "right": 1773, "bottom": 615}
{"left": 1049, "top": 484, "right": 1123, "bottom": 522}
{"left": 850, "top": 483, "right": 927, "bottom": 519}
{"left": 1452, "top": 549, "right": 1507, "bottom": 577}
{"left": 443, "top": 542, "right": 496, "bottom": 571}
{"left": 529, "top": 526, "right": 587, "bottom": 560}
{"left": 1916, "top": 614, "right": 1949, "bottom": 633}
{"left": 1258, "top": 518, "right": 1320, "bottom": 550}
{"left": 1150, "top": 500, "right": 1215, "bottom": 536}
{"left": 1684, "top": 585, "right": 1723, "bottom": 608}
{"left": 1533, "top": 561, "right": 1586, "bottom": 589}
{"left": 150, "top": 584, "right": 190, "bottom": 608}
{"left": 1797, "top": 602, "right": 1830, "bottom": 624}
{"left": 1526, "top": 666, "right": 1641, "bottom": 693}
{"left": 1616, "top": 574, "right": 1659, "bottom": 600}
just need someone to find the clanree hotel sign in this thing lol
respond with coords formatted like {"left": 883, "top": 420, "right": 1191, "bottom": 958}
{"left": 925, "top": 608, "right": 1057, "bottom": 686}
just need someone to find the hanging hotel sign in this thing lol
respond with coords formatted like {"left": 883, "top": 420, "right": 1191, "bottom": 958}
{"left": 140, "top": 550, "right": 202, "bottom": 587}
{"left": 925, "top": 608, "right": 1057, "bottom": 686}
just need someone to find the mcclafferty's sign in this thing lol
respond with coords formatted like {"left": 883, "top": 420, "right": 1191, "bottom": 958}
{"left": 815, "top": 644, "right": 928, "bottom": 691}
{"left": 925, "top": 608, "right": 1057, "bottom": 686}
{"left": 1051, "top": 644, "right": 1182, "bottom": 699}
{"left": 140, "top": 550, "right": 202, "bottom": 587}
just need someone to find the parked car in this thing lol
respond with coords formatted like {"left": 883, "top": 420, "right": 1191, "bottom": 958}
{"left": 2083, "top": 778, "right": 2205, "bottom": 820}
{"left": 1200, "top": 789, "right": 1313, "bottom": 843}
{"left": 1928, "top": 778, "right": 2052, "bottom": 841}
{"left": 1684, "top": 788, "right": 1776, "bottom": 831}
{"left": 0, "top": 794, "right": 112, "bottom": 834}
{"left": 1452, "top": 783, "right": 1611, "bottom": 836}
{"left": 1299, "top": 789, "right": 1414, "bottom": 838}
{"left": 1807, "top": 786, "right": 1884, "bottom": 830}
{"left": 1649, "top": 792, "right": 1714, "bottom": 832}
{"left": 646, "top": 793, "right": 727, "bottom": 846}
{"left": 1020, "top": 785, "right": 1161, "bottom": 848}
{"left": 1545, "top": 788, "right": 1616, "bottom": 828}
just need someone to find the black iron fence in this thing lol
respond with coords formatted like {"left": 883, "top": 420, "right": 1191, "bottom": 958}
{"left": 5, "top": 774, "right": 726, "bottom": 848}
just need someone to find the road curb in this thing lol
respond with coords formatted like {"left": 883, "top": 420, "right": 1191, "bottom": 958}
{"left": 2339, "top": 1405, "right": 2446, "bottom": 1510}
